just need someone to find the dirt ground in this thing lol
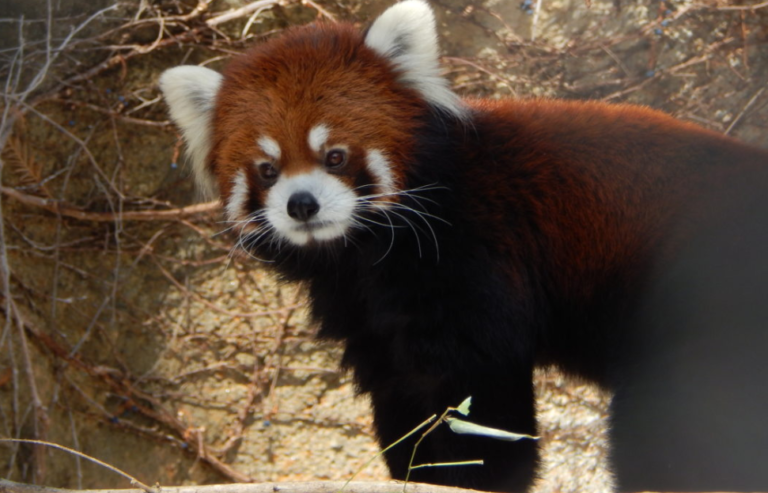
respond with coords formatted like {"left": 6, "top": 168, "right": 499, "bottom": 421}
{"left": 0, "top": 0, "right": 766, "bottom": 492}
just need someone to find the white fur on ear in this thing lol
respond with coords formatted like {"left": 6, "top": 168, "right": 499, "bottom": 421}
{"left": 159, "top": 65, "right": 223, "bottom": 198}
{"left": 365, "top": 0, "right": 464, "bottom": 118}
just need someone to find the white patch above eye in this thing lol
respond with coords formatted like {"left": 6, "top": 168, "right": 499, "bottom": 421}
{"left": 308, "top": 124, "right": 330, "bottom": 153}
{"left": 265, "top": 169, "right": 356, "bottom": 246}
{"left": 226, "top": 170, "right": 249, "bottom": 222}
{"left": 366, "top": 149, "right": 396, "bottom": 197}
{"left": 364, "top": 0, "right": 465, "bottom": 119}
{"left": 258, "top": 136, "right": 281, "bottom": 160}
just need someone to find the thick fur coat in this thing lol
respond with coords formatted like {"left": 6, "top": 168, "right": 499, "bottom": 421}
{"left": 160, "top": 2, "right": 768, "bottom": 491}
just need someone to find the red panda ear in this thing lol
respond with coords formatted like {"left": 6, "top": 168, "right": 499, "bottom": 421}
{"left": 364, "top": 0, "right": 464, "bottom": 118}
{"left": 159, "top": 65, "right": 223, "bottom": 198}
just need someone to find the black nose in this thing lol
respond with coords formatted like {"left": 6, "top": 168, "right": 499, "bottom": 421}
{"left": 287, "top": 191, "right": 320, "bottom": 222}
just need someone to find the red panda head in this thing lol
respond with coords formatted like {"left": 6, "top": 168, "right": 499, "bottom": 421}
{"left": 160, "top": 0, "right": 463, "bottom": 248}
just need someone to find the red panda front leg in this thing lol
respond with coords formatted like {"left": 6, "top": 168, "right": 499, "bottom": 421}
{"left": 367, "top": 365, "right": 539, "bottom": 492}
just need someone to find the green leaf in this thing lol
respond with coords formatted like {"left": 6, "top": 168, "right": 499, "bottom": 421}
{"left": 455, "top": 396, "right": 472, "bottom": 416}
{"left": 445, "top": 417, "right": 540, "bottom": 441}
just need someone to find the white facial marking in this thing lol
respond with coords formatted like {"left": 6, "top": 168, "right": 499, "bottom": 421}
{"left": 226, "top": 170, "right": 249, "bottom": 221}
{"left": 308, "top": 124, "right": 330, "bottom": 153}
{"left": 265, "top": 169, "right": 356, "bottom": 246}
{"left": 366, "top": 149, "right": 396, "bottom": 197}
{"left": 258, "top": 135, "right": 281, "bottom": 160}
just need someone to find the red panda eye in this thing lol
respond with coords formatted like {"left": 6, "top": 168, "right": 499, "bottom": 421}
{"left": 257, "top": 162, "right": 278, "bottom": 182}
{"left": 325, "top": 149, "right": 347, "bottom": 169}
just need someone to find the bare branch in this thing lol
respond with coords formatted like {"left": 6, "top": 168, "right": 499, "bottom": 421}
{"left": 0, "top": 186, "right": 220, "bottom": 222}
{"left": 206, "top": 0, "right": 282, "bottom": 27}
{"left": 0, "top": 479, "right": 483, "bottom": 493}
{"left": 725, "top": 87, "right": 766, "bottom": 135}
{"left": 716, "top": 1, "right": 768, "bottom": 10}
{"left": 0, "top": 441, "right": 153, "bottom": 493}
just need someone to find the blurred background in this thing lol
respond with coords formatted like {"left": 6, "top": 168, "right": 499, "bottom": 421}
{"left": 0, "top": 0, "right": 766, "bottom": 491}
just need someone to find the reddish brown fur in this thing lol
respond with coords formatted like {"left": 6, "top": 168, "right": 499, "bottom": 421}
{"left": 205, "top": 20, "right": 768, "bottom": 384}
{"left": 211, "top": 23, "right": 427, "bottom": 202}
{"left": 195, "top": 17, "right": 768, "bottom": 492}
{"left": 457, "top": 98, "right": 766, "bottom": 308}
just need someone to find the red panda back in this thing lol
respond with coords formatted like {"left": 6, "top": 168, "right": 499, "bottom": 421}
{"left": 459, "top": 97, "right": 768, "bottom": 304}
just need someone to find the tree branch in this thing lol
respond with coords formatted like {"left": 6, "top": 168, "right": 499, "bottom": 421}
{"left": 0, "top": 479, "right": 483, "bottom": 493}
{"left": 0, "top": 186, "right": 220, "bottom": 222}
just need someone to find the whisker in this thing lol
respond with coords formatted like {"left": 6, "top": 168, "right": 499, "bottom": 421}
{"left": 356, "top": 183, "right": 449, "bottom": 202}
{"left": 372, "top": 209, "right": 397, "bottom": 265}
{"left": 215, "top": 209, "right": 269, "bottom": 237}
{"left": 387, "top": 201, "right": 452, "bottom": 226}
{"left": 350, "top": 181, "right": 451, "bottom": 263}
{"left": 222, "top": 209, "right": 276, "bottom": 263}
{"left": 349, "top": 215, "right": 377, "bottom": 235}
{"left": 387, "top": 203, "right": 442, "bottom": 261}
{"left": 381, "top": 207, "right": 423, "bottom": 258}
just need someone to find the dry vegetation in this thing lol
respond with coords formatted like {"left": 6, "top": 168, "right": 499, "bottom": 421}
{"left": 0, "top": 0, "right": 766, "bottom": 492}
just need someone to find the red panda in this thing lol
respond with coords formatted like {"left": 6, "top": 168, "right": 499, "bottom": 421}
{"left": 160, "top": 2, "right": 768, "bottom": 491}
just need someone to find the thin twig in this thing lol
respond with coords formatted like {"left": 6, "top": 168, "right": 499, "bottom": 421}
{"left": 0, "top": 186, "right": 220, "bottom": 222}
{"left": 15, "top": 102, "right": 122, "bottom": 198}
{"left": 14, "top": 314, "right": 255, "bottom": 483}
{"left": 206, "top": 0, "right": 281, "bottom": 27}
{"left": 151, "top": 255, "right": 305, "bottom": 318}
{"left": 531, "top": 0, "right": 543, "bottom": 42}
{"left": 10, "top": 300, "right": 49, "bottom": 481}
{"left": 716, "top": 1, "right": 768, "bottom": 10}
{"left": 301, "top": 0, "right": 337, "bottom": 22}
{"left": 0, "top": 439, "right": 155, "bottom": 493}
{"left": 48, "top": 98, "right": 171, "bottom": 127}
{"left": 724, "top": 86, "right": 765, "bottom": 135}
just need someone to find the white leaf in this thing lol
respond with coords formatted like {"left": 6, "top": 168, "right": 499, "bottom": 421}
{"left": 456, "top": 396, "right": 472, "bottom": 416}
{"left": 445, "top": 417, "right": 539, "bottom": 442}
